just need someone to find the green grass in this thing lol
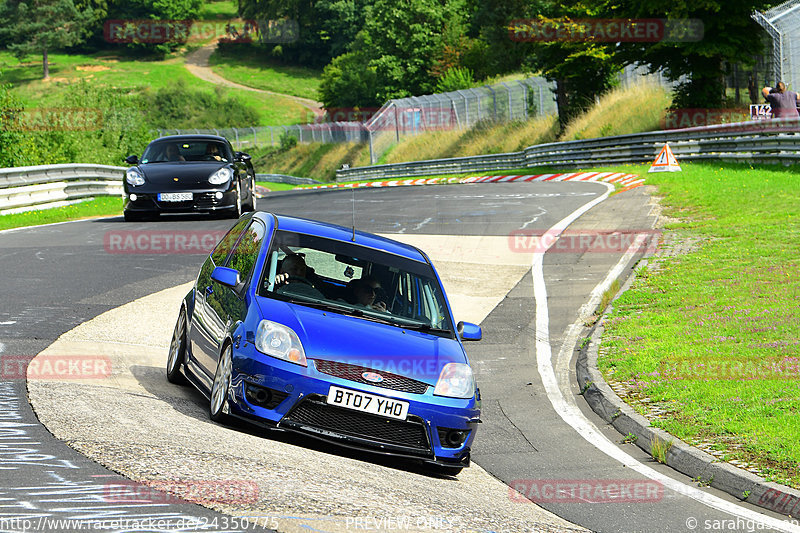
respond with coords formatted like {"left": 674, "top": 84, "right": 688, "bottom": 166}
{"left": 209, "top": 46, "right": 322, "bottom": 101}
{"left": 0, "top": 197, "right": 123, "bottom": 230}
{"left": 598, "top": 162, "right": 800, "bottom": 488}
{"left": 198, "top": 0, "right": 238, "bottom": 19}
{"left": 0, "top": 50, "right": 308, "bottom": 126}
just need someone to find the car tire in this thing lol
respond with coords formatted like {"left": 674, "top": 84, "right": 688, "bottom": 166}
{"left": 246, "top": 192, "right": 257, "bottom": 212}
{"left": 209, "top": 343, "right": 233, "bottom": 423}
{"left": 228, "top": 185, "right": 243, "bottom": 219}
{"left": 166, "top": 308, "right": 188, "bottom": 385}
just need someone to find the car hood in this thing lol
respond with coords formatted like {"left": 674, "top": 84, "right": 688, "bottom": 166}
{"left": 255, "top": 296, "right": 468, "bottom": 385}
{"left": 139, "top": 162, "right": 228, "bottom": 186}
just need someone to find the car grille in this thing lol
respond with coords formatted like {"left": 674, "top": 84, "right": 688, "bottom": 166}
{"left": 194, "top": 192, "right": 220, "bottom": 210}
{"left": 283, "top": 398, "right": 431, "bottom": 455}
{"left": 314, "top": 360, "right": 429, "bottom": 394}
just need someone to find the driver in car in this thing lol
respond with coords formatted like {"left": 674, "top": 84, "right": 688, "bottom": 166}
{"left": 206, "top": 143, "right": 223, "bottom": 161}
{"left": 274, "top": 254, "right": 324, "bottom": 298}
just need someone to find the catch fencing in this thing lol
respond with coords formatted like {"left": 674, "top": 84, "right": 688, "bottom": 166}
{"left": 754, "top": 0, "right": 800, "bottom": 91}
{"left": 156, "top": 76, "right": 559, "bottom": 163}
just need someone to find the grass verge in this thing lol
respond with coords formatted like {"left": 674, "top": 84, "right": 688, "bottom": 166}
{"left": 209, "top": 46, "right": 322, "bottom": 102}
{"left": 0, "top": 197, "right": 123, "bottom": 231}
{"left": 598, "top": 162, "right": 800, "bottom": 489}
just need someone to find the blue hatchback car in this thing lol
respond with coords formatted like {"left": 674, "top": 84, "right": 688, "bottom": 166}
{"left": 167, "top": 212, "right": 482, "bottom": 473}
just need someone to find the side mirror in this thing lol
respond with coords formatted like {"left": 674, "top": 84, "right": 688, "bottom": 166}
{"left": 211, "top": 266, "right": 241, "bottom": 289}
{"left": 235, "top": 151, "right": 252, "bottom": 162}
{"left": 124, "top": 155, "right": 139, "bottom": 165}
{"left": 457, "top": 321, "right": 482, "bottom": 341}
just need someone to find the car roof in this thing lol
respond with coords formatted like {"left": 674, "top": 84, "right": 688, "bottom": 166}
{"left": 254, "top": 212, "right": 429, "bottom": 264}
{"left": 152, "top": 134, "right": 230, "bottom": 143}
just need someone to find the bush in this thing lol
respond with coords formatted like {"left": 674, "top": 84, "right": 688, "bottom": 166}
{"left": 434, "top": 67, "right": 475, "bottom": 93}
{"left": 279, "top": 132, "right": 298, "bottom": 151}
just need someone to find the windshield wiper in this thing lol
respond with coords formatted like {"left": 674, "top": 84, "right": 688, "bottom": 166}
{"left": 400, "top": 323, "right": 453, "bottom": 336}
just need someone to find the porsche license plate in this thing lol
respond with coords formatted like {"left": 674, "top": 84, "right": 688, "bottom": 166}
{"left": 326, "top": 386, "right": 409, "bottom": 420}
{"left": 158, "top": 192, "right": 192, "bottom": 202}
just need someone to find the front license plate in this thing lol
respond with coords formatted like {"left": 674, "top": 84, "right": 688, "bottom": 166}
{"left": 158, "top": 192, "right": 193, "bottom": 202}
{"left": 326, "top": 386, "right": 409, "bottom": 421}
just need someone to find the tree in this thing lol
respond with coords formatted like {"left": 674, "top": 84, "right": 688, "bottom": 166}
{"left": 238, "top": 0, "right": 370, "bottom": 67}
{"left": 104, "top": 0, "right": 202, "bottom": 56}
{"left": 319, "top": 0, "right": 468, "bottom": 108}
{"left": 0, "top": 0, "right": 93, "bottom": 79}
{"left": 0, "top": 83, "right": 24, "bottom": 167}
{"left": 614, "top": 0, "right": 770, "bottom": 108}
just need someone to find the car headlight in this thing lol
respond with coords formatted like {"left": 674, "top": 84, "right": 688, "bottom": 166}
{"left": 433, "top": 363, "right": 475, "bottom": 399}
{"left": 255, "top": 320, "right": 307, "bottom": 367}
{"left": 208, "top": 167, "right": 233, "bottom": 185}
{"left": 125, "top": 167, "right": 145, "bottom": 187}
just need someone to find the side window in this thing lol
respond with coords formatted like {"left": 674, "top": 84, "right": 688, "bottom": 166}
{"left": 211, "top": 218, "right": 249, "bottom": 265}
{"left": 228, "top": 220, "right": 266, "bottom": 282}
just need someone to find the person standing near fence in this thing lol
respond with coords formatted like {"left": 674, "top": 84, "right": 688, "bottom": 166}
{"left": 761, "top": 82, "right": 800, "bottom": 118}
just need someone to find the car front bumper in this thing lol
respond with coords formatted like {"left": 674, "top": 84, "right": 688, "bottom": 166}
{"left": 228, "top": 348, "right": 479, "bottom": 465}
{"left": 123, "top": 189, "right": 238, "bottom": 214}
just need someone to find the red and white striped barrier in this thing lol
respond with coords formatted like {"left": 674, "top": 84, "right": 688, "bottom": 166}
{"left": 309, "top": 172, "right": 644, "bottom": 191}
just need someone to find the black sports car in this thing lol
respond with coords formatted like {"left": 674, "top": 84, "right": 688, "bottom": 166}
{"left": 122, "top": 135, "right": 257, "bottom": 221}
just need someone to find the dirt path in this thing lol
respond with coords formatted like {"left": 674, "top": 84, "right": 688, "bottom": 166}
{"left": 184, "top": 43, "right": 324, "bottom": 118}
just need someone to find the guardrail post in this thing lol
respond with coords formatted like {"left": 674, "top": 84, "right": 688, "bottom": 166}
{"left": 368, "top": 129, "right": 376, "bottom": 164}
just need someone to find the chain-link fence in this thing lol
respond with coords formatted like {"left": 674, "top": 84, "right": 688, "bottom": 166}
{"left": 754, "top": 0, "right": 799, "bottom": 92}
{"left": 156, "top": 76, "right": 559, "bottom": 159}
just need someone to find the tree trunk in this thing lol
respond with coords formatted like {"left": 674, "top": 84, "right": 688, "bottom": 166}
{"left": 43, "top": 48, "right": 49, "bottom": 80}
{"left": 555, "top": 78, "right": 570, "bottom": 131}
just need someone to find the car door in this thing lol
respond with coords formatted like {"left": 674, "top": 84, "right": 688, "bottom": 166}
{"left": 189, "top": 217, "right": 249, "bottom": 382}
{"left": 202, "top": 218, "right": 267, "bottom": 378}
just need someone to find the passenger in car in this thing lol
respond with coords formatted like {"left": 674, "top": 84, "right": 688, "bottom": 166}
{"left": 165, "top": 144, "right": 185, "bottom": 162}
{"left": 346, "top": 276, "right": 387, "bottom": 312}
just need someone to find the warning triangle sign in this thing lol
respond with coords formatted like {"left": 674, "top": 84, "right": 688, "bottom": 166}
{"left": 648, "top": 143, "right": 681, "bottom": 172}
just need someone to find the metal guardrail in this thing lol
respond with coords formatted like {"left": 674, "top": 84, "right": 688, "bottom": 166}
{"left": 255, "top": 173, "right": 321, "bottom": 185}
{"left": 0, "top": 164, "right": 125, "bottom": 213}
{"left": 335, "top": 118, "right": 800, "bottom": 181}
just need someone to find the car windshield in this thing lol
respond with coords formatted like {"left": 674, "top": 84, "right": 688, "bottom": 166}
{"left": 258, "top": 230, "right": 454, "bottom": 337}
{"left": 141, "top": 140, "right": 231, "bottom": 163}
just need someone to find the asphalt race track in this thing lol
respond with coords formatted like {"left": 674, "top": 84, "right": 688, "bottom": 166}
{"left": 1, "top": 183, "right": 798, "bottom": 533}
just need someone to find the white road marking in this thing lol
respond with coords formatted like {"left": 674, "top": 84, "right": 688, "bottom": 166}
{"left": 0, "top": 342, "right": 4, "bottom": 354}
{"left": 532, "top": 184, "right": 799, "bottom": 532}
{"left": 0, "top": 320, "right": 14, "bottom": 325}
